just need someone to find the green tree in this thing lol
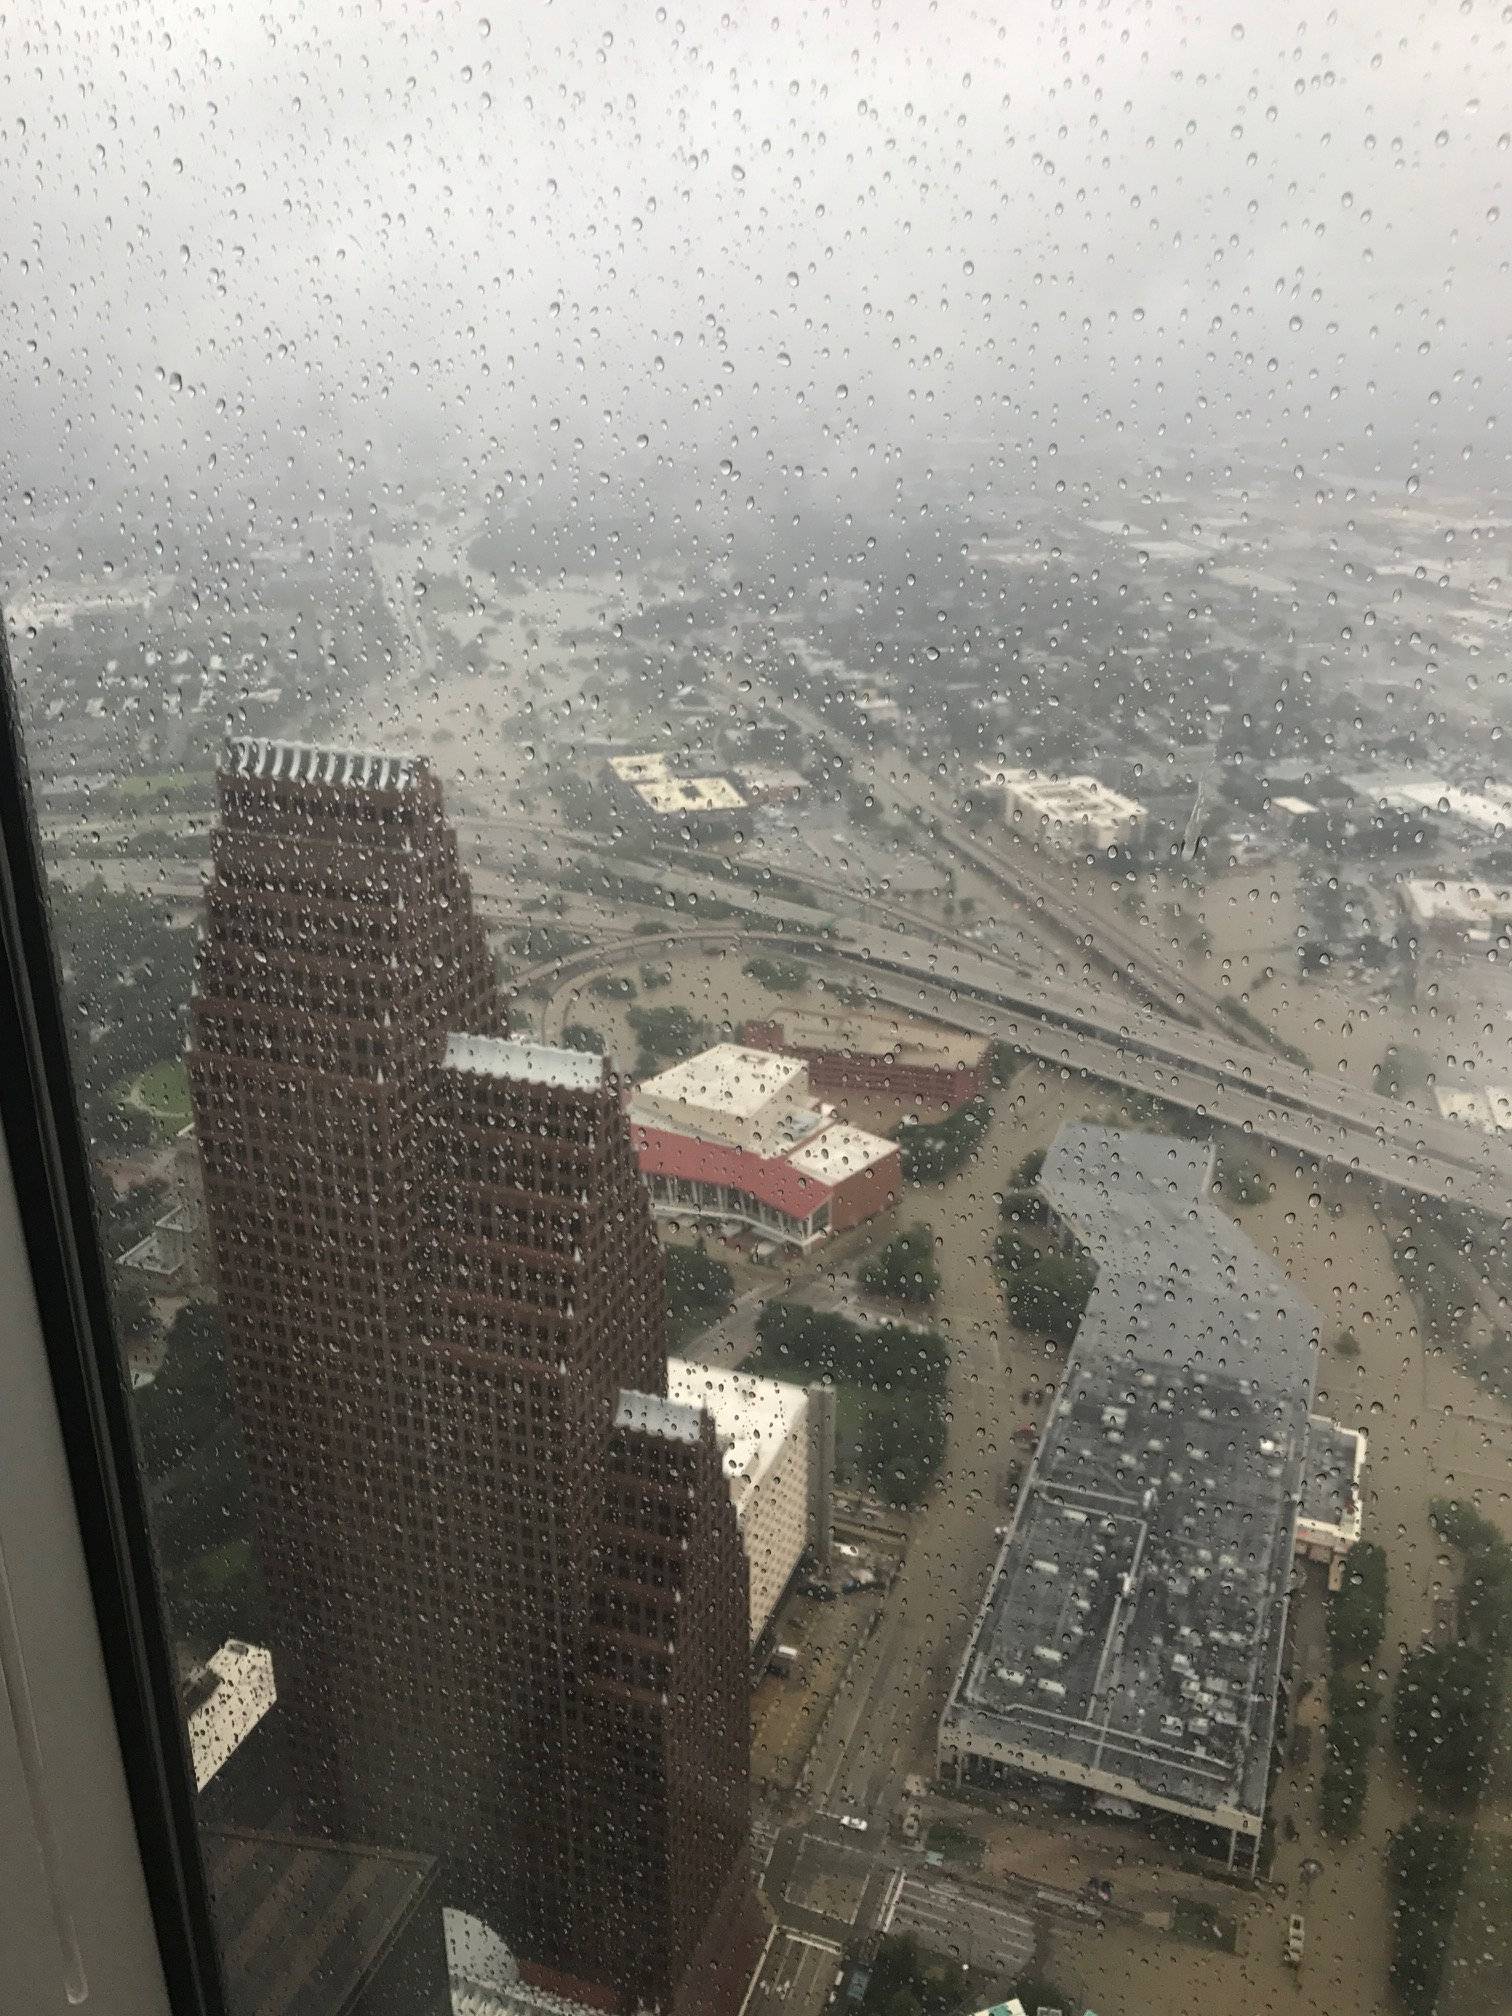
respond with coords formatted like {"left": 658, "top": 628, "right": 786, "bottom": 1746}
{"left": 1327, "top": 1542, "right": 1388, "bottom": 1664}
{"left": 896, "top": 1096, "right": 991, "bottom": 1184}
{"left": 742, "top": 954, "right": 809, "bottom": 993}
{"left": 1387, "top": 1815, "right": 1472, "bottom": 2011}
{"left": 561, "top": 1023, "right": 606, "bottom": 1054}
{"left": 1321, "top": 1667, "right": 1379, "bottom": 1840}
{"left": 1393, "top": 1641, "right": 1499, "bottom": 1807}
{"left": 996, "top": 1232, "right": 1096, "bottom": 1345}
{"left": 664, "top": 1244, "right": 735, "bottom": 1331}
{"left": 860, "top": 1224, "right": 940, "bottom": 1306}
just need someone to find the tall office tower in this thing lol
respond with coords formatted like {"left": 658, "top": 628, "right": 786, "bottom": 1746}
{"left": 189, "top": 739, "right": 763, "bottom": 2016}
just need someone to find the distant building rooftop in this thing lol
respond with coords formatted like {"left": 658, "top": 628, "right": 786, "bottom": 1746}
{"left": 787, "top": 1122, "right": 898, "bottom": 1184}
{"left": 1399, "top": 879, "right": 1512, "bottom": 935}
{"left": 1436, "top": 1084, "right": 1512, "bottom": 1134}
{"left": 223, "top": 738, "right": 423, "bottom": 794}
{"left": 746, "top": 1006, "right": 989, "bottom": 1073}
{"left": 668, "top": 1359, "right": 808, "bottom": 1511}
{"left": 636, "top": 775, "right": 745, "bottom": 814}
{"left": 204, "top": 1824, "right": 441, "bottom": 2016}
{"left": 608, "top": 752, "right": 672, "bottom": 783}
{"left": 1298, "top": 1415, "right": 1366, "bottom": 1563}
{"left": 444, "top": 1033, "right": 604, "bottom": 1093}
{"left": 639, "top": 1044, "right": 808, "bottom": 1121}
{"left": 615, "top": 1388, "right": 706, "bottom": 1444}
{"left": 978, "top": 763, "right": 1146, "bottom": 824}
{"left": 187, "top": 1640, "right": 277, "bottom": 1792}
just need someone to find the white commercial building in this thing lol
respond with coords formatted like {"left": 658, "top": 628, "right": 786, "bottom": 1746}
{"left": 1436, "top": 1085, "right": 1512, "bottom": 1135}
{"left": 632, "top": 1043, "right": 814, "bottom": 1153}
{"left": 606, "top": 750, "right": 747, "bottom": 820}
{"left": 978, "top": 764, "right": 1146, "bottom": 856}
{"left": 1296, "top": 1416, "right": 1368, "bottom": 1590}
{"left": 1398, "top": 878, "right": 1512, "bottom": 944}
{"left": 629, "top": 1045, "right": 901, "bottom": 1250}
{"left": 668, "top": 1359, "right": 817, "bottom": 1643}
{"left": 185, "top": 1639, "right": 277, "bottom": 1792}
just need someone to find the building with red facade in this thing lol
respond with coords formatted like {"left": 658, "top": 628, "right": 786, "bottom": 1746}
{"left": 741, "top": 1010, "right": 989, "bottom": 1112}
{"left": 188, "top": 738, "right": 763, "bottom": 2016}
{"left": 629, "top": 1043, "right": 901, "bottom": 1249}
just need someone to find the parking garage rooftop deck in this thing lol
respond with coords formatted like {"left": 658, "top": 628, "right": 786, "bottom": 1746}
{"left": 941, "top": 1124, "right": 1320, "bottom": 1846}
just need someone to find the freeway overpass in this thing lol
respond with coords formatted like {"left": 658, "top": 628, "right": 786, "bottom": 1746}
{"left": 525, "top": 925, "right": 1512, "bottom": 1218}
{"left": 46, "top": 831, "right": 1512, "bottom": 1215}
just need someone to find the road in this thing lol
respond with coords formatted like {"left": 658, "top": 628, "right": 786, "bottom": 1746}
{"left": 47, "top": 815, "right": 1512, "bottom": 1213}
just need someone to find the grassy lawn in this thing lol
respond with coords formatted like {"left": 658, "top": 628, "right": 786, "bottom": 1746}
{"left": 120, "top": 1058, "right": 192, "bottom": 1137}
{"left": 115, "top": 771, "right": 208, "bottom": 804}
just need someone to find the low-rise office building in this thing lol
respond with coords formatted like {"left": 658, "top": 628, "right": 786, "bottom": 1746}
{"left": 978, "top": 764, "right": 1147, "bottom": 856}
{"left": 668, "top": 1359, "right": 831, "bottom": 1644}
{"left": 629, "top": 1044, "right": 900, "bottom": 1250}
{"left": 741, "top": 1009, "right": 989, "bottom": 1113}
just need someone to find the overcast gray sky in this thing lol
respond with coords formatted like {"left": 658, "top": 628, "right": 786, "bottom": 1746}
{"left": 3, "top": 0, "right": 1509, "bottom": 578}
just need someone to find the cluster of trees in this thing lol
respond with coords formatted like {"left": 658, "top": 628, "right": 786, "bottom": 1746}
{"left": 860, "top": 1223, "right": 940, "bottom": 1306}
{"left": 52, "top": 880, "right": 197, "bottom": 1159}
{"left": 664, "top": 1243, "right": 735, "bottom": 1339}
{"left": 995, "top": 1230, "right": 1096, "bottom": 1346}
{"left": 133, "top": 1302, "right": 265, "bottom": 1655}
{"left": 742, "top": 954, "right": 809, "bottom": 993}
{"left": 753, "top": 1299, "right": 948, "bottom": 1506}
{"left": 1320, "top": 1541, "right": 1388, "bottom": 1839}
{"left": 896, "top": 1095, "right": 991, "bottom": 1184}
{"left": 1328, "top": 1539, "right": 1388, "bottom": 1662}
{"left": 1387, "top": 1815, "right": 1473, "bottom": 2012}
{"left": 1385, "top": 1501, "right": 1512, "bottom": 2008}
{"left": 852, "top": 1936, "right": 965, "bottom": 2016}
{"left": 561, "top": 1023, "right": 605, "bottom": 1054}
{"left": 627, "top": 1004, "right": 713, "bottom": 1077}
{"left": 755, "top": 1300, "right": 947, "bottom": 1396}
{"left": 854, "top": 1936, "right": 1072, "bottom": 2016}
{"left": 1390, "top": 1503, "right": 1512, "bottom": 1811}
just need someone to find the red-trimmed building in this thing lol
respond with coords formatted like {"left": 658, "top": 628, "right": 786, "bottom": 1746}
{"left": 742, "top": 1010, "right": 989, "bottom": 1112}
{"left": 629, "top": 1044, "right": 900, "bottom": 1250}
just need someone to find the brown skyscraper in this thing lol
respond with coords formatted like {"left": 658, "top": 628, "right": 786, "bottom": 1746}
{"left": 188, "top": 739, "right": 764, "bottom": 2016}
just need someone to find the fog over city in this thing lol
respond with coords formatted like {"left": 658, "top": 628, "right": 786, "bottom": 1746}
{"left": 5, "top": 2, "right": 1508, "bottom": 635}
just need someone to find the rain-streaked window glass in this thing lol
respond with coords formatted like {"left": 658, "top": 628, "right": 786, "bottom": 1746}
{"left": 3, "top": 5, "right": 1510, "bottom": 2014}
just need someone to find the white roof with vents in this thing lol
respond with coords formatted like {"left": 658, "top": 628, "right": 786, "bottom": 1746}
{"left": 787, "top": 1122, "right": 896, "bottom": 1183}
{"left": 638, "top": 1044, "right": 807, "bottom": 1120}
{"left": 615, "top": 1389, "right": 705, "bottom": 1444}
{"left": 224, "top": 738, "right": 421, "bottom": 793}
{"left": 444, "top": 1034, "right": 603, "bottom": 1091}
{"left": 667, "top": 1358, "right": 808, "bottom": 1507}
{"left": 187, "top": 1640, "right": 276, "bottom": 1792}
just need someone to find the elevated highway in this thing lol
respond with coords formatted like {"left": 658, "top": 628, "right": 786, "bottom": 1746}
{"left": 522, "top": 924, "right": 1512, "bottom": 1218}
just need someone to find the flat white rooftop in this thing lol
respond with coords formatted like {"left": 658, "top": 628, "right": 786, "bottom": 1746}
{"left": 444, "top": 1033, "right": 604, "bottom": 1092}
{"left": 187, "top": 1640, "right": 276, "bottom": 1791}
{"left": 608, "top": 751, "right": 671, "bottom": 783}
{"left": 1436, "top": 1084, "right": 1512, "bottom": 1134}
{"left": 978, "top": 763, "right": 1145, "bottom": 823}
{"left": 615, "top": 1388, "right": 705, "bottom": 1444}
{"left": 667, "top": 1358, "right": 808, "bottom": 1505}
{"left": 787, "top": 1122, "right": 896, "bottom": 1182}
{"left": 1400, "top": 879, "right": 1512, "bottom": 930}
{"left": 636, "top": 775, "right": 745, "bottom": 814}
{"left": 639, "top": 1043, "right": 807, "bottom": 1119}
